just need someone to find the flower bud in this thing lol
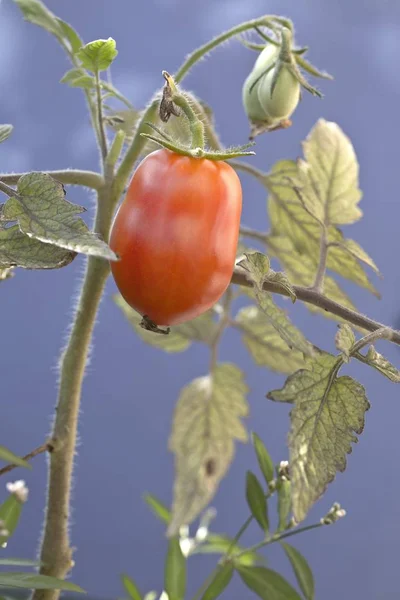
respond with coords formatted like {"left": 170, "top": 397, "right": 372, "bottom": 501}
{"left": 242, "top": 31, "right": 300, "bottom": 135}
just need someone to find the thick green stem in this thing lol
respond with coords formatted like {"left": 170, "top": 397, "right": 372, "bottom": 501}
{"left": 174, "top": 16, "right": 286, "bottom": 83}
{"left": 0, "top": 170, "right": 104, "bottom": 190}
{"left": 31, "top": 184, "right": 117, "bottom": 600}
{"left": 172, "top": 93, "right": 205, "bottom": 149}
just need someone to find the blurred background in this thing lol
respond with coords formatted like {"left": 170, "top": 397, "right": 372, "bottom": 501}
{"left": 1, "top": 0, "right": 400, "bottom": 598}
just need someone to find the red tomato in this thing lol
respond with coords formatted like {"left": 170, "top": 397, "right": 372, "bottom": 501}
{"left": 109, "top": 149, "right": 242, "bottom": 326}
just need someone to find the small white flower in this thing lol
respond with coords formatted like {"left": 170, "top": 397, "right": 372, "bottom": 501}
{"left": 179, "top": 536, "right": 195, "bottom": 558}
{"left": 159, "top": 592, "right": 169, "bottom": 600}
{"left": 6, "top": 480, "right": 29, "bottom": 503}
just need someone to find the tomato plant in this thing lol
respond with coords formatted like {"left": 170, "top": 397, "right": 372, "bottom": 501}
{"left": 110, "top": 149, "right": 242, "bottom": 325}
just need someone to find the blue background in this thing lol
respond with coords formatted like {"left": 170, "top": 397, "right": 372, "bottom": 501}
{"left": 1, "top": 0, "right": 400, "bottom": 598}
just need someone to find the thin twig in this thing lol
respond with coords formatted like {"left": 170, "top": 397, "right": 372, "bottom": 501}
{"left": 0, "top": 170, "right": 104, "bottom": 190}
{"left": 0, "top": 443, "right": 51, "bottom": 477}
{"left": 240, "top": 225, "right": 269, "bottom": 243}
{"left": 311, "top": 224, "right": 328, "bottom": 292}
{"left": 95, "top": 71, "right": 108, "bottom": 163}
{"left": 231, "top": 266, "right": 400, "bottom": 345}
{"left": 233, "top": 522, "right": 323, "bottom": 558}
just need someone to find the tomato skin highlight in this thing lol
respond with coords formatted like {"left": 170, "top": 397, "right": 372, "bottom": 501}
{"left": 110, "top": 149, "right": 242, "bottom": 326}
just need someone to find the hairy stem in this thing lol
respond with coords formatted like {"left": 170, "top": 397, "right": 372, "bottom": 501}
{"left": 174, "top": 16, "right": 284, "bottom": 83}
{"left": 0, "top": 170, "right": 104, "bottom": 190}
{"left": 32, "top": 186, "right": 115, "bottom": 600}
{"left": 231, "top": 266, "right": 400, "bottom": 345}
{"left": 95, "top": 70, "right": 108, "bottom": 163}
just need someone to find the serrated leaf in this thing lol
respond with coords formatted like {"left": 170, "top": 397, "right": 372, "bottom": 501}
{"left": 0, "top": 573, "right": 84, "bottom": 592}
{"left": 255, "top": 294, "right": 313, "bottom": 357}
{"left": 114, "top": 295, "right": 217, "bottom": 351}
{"left": 201, "top": 563, "right": 234, "bottom": 600}
{"left": 237, "top": 566, "right": 302, "bottom": 600}
{"left": 334, "top": 237, "right": 380, "bottom": 275}
{"left": 0, "top": 225, "right": 75, "bottom": 270}
{"left": 164, "top": 537, "right": 186, "bottom": 600}
{"left": 238, "top": 252, "right": 270, "bottom": 291}
{"left": 252, "top": 433, "right": 274, "bottom": 488}
{"left": 281, "top": 543, "right": 315, "bottom": 600}
{"left": 0, "top": 558, "right": 39, "bottom": 567}
{"left": 55, "top": 18, "right": 83, "bottom": 53}
{"left": 335, "top": 324, "right": 355, "bottom": 362}
{"left": 168, "top": 364, "right": 248, "bottom": 536}
{"left": 122, "top": 574, "right": 142, "bottom": 600}
{"left": 302, "top": 119, "right": 362, "bottom": 226}
{"left": 60, "top": 69, "right": 94, "bottom": 89}
{"left": 237, "top": 255, "right": 313, "bottom": 357}
{"left": 2, "top": 173, "right": 116, "bottom": 260}
{"left": 267, "top": 234, "right": 361, "bottom": 324}
{"left": 246, "top": 471, "right": 268, "bottom": 532}
{"left": 362, "top": 346, "right": 400, "bottom": 383}
{"left": 0, "top": 495, "right": 23, "bottom": 546}
{"left": 77, "top": 38, "right": 118, "bottom": 72}
{"left": 267, "top": 351, "right": 370, "bottom": 522}
{"left": 0, "top": 125, "right": 13, "bottom": 144}
{"left": 236, "top": 306, "right": 305, "bottom": 374}
{"left": 276, "top": 478, "right": 291, "bottom": 532}
{"left": 144, "top": 494, "right": 170, "bottom": 524}
{"left": 195, "top": 534, "right": 263, "bottom": 566}
{"left": 267, "top": 154, "right": 378, "bottom": 297}
{"left": 266, "top": 269, "right": 296, "bottom": 301}
{"left": 0, "top": 446, "right": 29, "bottom": 469}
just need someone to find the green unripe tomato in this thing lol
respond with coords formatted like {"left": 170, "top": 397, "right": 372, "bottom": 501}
{"left": 242, "top": 43, "right": 300, "bottom": 128}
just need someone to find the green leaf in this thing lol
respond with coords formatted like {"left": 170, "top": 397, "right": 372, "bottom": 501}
{"left": 335, "top": 324, "right": 355, "bottom": 362}
{"left": 0, "top": 225, "right": 75, "bottom": 270}
{"left": 281, "top": 543, "right": 315, "bottom": 600}
{"left": 0, "top": 558, "right": 40, "bottom": 567}
{"left": 361, "top": 346, "right": 400, "bottom": 383}
{"left": 0, "top": 573, "right": 84, "bottom": 592}
{"left": 0, "top": 495, "right": 23, "bottom": 546}
{"left": 77, "top": 38, "right": 118, "bottom": 72}
{"left": 251, "top": 433, "right": 274, "bottom": 488}
{"left": 266, "top": 234, "right": 360, "bottom": 323}
{"left": 164, "top": 537, "right": 186, "bottom": 600}
{"left": 266, "top": 154, "right": 378, "bottom": 297}
{"left": 144, "top": 493, "right": 170, "bottom": 524}
{"left": 55, "top": 18, "right": 83, "bottom": 53}
{"left": 255, "top": 293, "right": 313, "bottom": 357}
{"left": 2, "top": 173, "right": 116, "bottom": 260}
{"left": 201, "top": 563, "right": 234, "bottom": 600}
{"left": 265, "top": 269, "right": 296, "bottom": 302}
{"left": 0, "top": 125, "right": 13, "bottom": 145}
{"left": 168, "top": 364, "right": 248, "bottom": 536}
{"left": 237, "top": 566, "right": 302, "bottom": 600}
{"left": 60, "top": 69, "right": 95, "bottom": 89}
{"left": 13, "top": 0, "right": 64, "bottom": 44}
{"left": 267, "top": 351, "right": 370, "bottom": 522}
{"left": 0, "top": 446, "right": 29, "bottom": 469}
{"left": 237, "top": 255, "right": 313, "bottom": 357}
{"left": 114, "top": 295, "right": 217, "bottom": 352}
{"left": 333, "top": 237, "right": 380, "bottom": 275}
{"left": 121, "top": 574, "right": 142, "bottom": 600}
{"left": 236, "top": 306, "right": 305, "bottom": 374}
{"left": 238, "top": 252, "right": 270, "bottom": 291}
{"left": 245, "top": 471, "right": 268, "bottom": 532}
{"left": 195, "top": 534, "right": 264, "bottom": 566}
{"left": 302, "top": 119, "right": 362, "bottom": 226}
